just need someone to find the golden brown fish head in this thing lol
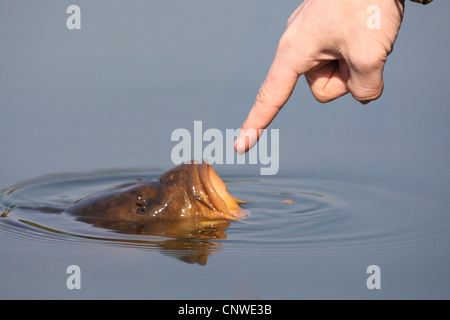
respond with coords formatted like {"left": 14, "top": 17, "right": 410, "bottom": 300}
{"left": 155, "top": 161, "right": 249, "bottom": 222}
{"left": 66, "top": 161, "right": 249, "bottom": 227}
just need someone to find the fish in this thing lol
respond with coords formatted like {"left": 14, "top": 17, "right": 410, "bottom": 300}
{"left": 64, "top": 162, "right": 249, "bottom": 236}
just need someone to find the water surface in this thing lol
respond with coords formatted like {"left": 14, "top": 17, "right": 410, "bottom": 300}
{"left": 1, "top": 167, "right": 448, "bottom": 299}
{"left": 1, "top": 0, "right": 449, "bottom": 300}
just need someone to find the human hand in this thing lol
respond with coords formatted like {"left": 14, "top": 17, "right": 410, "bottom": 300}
{"left": 235, "top": 0, "right": 405, "bottom": 153}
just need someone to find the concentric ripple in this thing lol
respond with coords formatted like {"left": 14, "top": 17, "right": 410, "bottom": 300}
{"left": 1, "top": 169, "right": 448, "bottom": 258}
{"left": 225, "top": 173, "right": 449, "bottom": 254}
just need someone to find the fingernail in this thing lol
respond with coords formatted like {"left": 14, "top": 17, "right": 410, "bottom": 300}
{"left": 234, "top": 134, "right": 246, "bottom": 155}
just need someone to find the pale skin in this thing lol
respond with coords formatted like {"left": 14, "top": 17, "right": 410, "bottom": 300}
{"left": 234, "top": 0, "right": 406, "bottom": 153}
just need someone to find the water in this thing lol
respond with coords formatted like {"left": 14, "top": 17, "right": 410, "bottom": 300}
{"left": 1, "top": 0, "right": 449, "bottom": 299}
{"left": 1, "top": 167, "right": 448, "bottom": 299}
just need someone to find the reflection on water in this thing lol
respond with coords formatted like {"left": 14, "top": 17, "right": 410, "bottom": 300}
{"left": 4, "top": 218, "right": 228, "bottom": 266}
{"left": 1, "top": 168, "right": 448, "bottom": 267}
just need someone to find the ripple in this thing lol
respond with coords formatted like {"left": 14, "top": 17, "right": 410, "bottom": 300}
{"left": 225, "top": 174, "right": 449, "bottom": 254}
{"left": 1, "top": 169, "right": 448, "bottom": 259}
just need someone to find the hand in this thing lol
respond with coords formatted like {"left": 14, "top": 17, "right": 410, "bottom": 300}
{"left": 235, "top": 0, "right": 405, "bottom": 153}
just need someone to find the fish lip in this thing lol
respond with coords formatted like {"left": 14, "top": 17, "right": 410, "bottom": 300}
{"left": 197, "top": 162, "right": 246, "bottom": 221}
{"left": 198, "top": 162, "right": 229, "bottom": 214}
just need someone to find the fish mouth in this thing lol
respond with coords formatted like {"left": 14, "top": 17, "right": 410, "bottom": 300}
{"left": 196, "top": 162, "right": 249, "bottom": 221}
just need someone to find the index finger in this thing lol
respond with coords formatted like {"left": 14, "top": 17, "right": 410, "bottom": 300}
{"left": 234, "top": 38, "right": 314, "bottom": 154}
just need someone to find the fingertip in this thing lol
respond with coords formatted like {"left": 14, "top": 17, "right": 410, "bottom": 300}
{"left": 234, "top": 126, "right": 261, "bottom": 154}
{"left": 234, "top": 135, "right": 247, "bottom": 154}
{"left": 234, "top": 123, "right": 249, "bottom": 154}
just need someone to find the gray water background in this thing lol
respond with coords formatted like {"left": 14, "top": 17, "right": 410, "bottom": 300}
{"left": 0, "top": 1, "right": 449, "bottom": 299}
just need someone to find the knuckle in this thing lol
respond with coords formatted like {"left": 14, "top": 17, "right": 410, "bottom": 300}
{"left": 312, "top": 90, "right": 335, "bottom": 103}
{"left": 255, "top": 85, "right": 268, "bottom": 105}
{"left": 350, "top": 50, "right": 386, "bottom": 74}
{"left": 350, "top": 86, "right": 383, "bottom": 102}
